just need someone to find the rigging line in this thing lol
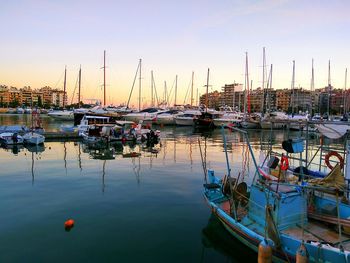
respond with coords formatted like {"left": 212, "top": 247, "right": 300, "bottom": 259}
{"left": 166, "top": 76, "right": 177, "bottom": 105}
{"left": 183, "top": 77, "right": 192, "bottom": 105}
{"left": 126, "top": 62, "right": 140, "bottom": 108}
{"left": 152, "top": 74, "right": 160, "bottom": 106}
{"left": 70, "top": 73, "right": 79, "bottom": 105}
{"left": 53, "top": 71, "right": 65, "bottom": 89}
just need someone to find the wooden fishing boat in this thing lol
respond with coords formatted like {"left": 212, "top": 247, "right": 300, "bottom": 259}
{"left": 203, "top": 128, "right": 350, "bottom": 262}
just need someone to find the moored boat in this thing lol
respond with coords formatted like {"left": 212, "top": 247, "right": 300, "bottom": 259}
{"left": 0, "top": 132, "right": 24, "bottom": 145}
{"left": 174, "top": 110, "right": 202, "bottom": 126}
{"left": 203, "top": 128, "right": 350, "bottom": 262}
{"left": 48, "top": 110, "right": 74, "bottom": 121}
{"left": 23, "top": 132, "right": 45, "bottom": 145}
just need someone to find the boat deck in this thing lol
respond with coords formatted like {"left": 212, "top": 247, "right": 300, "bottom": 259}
{"left": 282, "top": 220, "right": 350, "bottom": 250}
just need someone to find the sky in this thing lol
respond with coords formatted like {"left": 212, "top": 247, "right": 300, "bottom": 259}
{"left": 0, "top": 0, "right": 349, "bottom": 107}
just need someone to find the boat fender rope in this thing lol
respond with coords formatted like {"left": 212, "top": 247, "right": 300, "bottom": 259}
{"left": 280, "top": 155, "right": 289, "bottom": 171}
{"left": 325, "top": 151, "right": 344, "bottom": 170}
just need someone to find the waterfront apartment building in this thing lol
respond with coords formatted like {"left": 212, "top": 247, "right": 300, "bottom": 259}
{"left": 0, "top": 85, "right": 66, "bottom": 107}
{"left": 200, "top": 83, "right": 348, "bottom": 115}
{"left": 220, "top": 83, "right": 243, "bottom": 108}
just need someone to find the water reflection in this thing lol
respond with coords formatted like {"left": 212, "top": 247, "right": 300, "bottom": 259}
{"left": 201, "top": 214, "right": 257, "bottom": 263}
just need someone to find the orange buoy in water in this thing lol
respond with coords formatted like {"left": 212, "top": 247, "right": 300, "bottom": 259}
{"left": 64, "top": 219, "right": 75, "bottom": 231}
{"left": 258, "top": 239, "right": 272, "bottom": 263}
{"left": 296, "top": 242, "right": 308, "bottom": 263}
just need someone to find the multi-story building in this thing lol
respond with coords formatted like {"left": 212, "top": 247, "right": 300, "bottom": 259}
{"left": 199, "top": 90, "right": 221, "bottom": 109}
{"left": 220, "top": 83, "right": 243, "bottom": 108}
{"left": 0, "top": 85, "right": 10, "bottom": 106}
{"left": 275, "top": 89, "right": 291, "bottom": 112}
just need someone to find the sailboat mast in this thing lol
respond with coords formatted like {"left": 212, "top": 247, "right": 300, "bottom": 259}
{"left": 78, "top": 65, "right": 81, "bottom": 108}
{"left": 344, "top": 68, "right": 348, "bottom": 115}
{"left": 246, "top": 53, "right": 250, "bottom": 114}
{"left": 63, "top": 65, "right": 67, "bottom": 108}
{"left": 261, "top": 47, "right": 266, "bottom": 113}
{"left": 190, "top": 71, "right": 194, "bottom": 107}
{"left": 175, "top": 75, "right": 178, "bottom": 106}
{"left": 311, "top": 59, "right": 315, "bottom": 114}
{"left": 151, "top": 71, "right": 153, "bottom": 107}
{"left": 138, "top": 59, "right": 142, "bottom": 111}
{"left": 291, "top": 60, "right": 295, "bottom": 115}
{"left": 103, "top": 50, "right": 106, "bottom": 106}
{"left": 327, "top": 60, "right": 331, "bottom": 117}
{"left": 205, "top": 68, "right": 210, "bottom": 112}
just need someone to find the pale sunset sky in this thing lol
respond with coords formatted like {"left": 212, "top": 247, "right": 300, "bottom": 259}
{"left": 0, "top": 0, "right": 349, "bottom": 107}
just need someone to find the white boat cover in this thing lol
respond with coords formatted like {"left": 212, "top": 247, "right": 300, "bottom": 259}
{"left": 315, "top": 124, "right": 350, "bottom": 139}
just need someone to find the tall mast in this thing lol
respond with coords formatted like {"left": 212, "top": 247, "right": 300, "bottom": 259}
{"left": 205, "top": 68, "right": 210, "bottom": 112}
{"left": 103, "top": 50, "right": 106, "bottom": 106}
{"left": 151, "top": 71, "right": 153, "bottom": 107}
{"left": 291, "top": 60, "right": 295, "bottom": 115}
{"left": 327, "top": 60, "right": 331, "bottom": 117}
{"left": 311, "top": 59, "right": 314, "bottom": 114}
{"left": 63, "top": 65, "right": 67, "bottom": 108}
{"left": 78, "top": 65, "right": 81, "bottom": 108}
{"left": 344, "top": 68, "right": 348, "bottom": 115}
{"left": 138, "top": 59, "right": 142, "bottom": 111}
{"left": 164, "top": 81, "right": 167, "bottom": 106}
{"left": 244, "top": 52, "right": 250, "bottom": 114}
{"left": 174, "top": 75, "right": 178, "bottom": 106}
{"left": 190, "top": 71, "right": 194, "bottom": 107}
{"left": 232, "top": 81, "right": 235, "bottom": 110}
{"left": 268, "top": 64, "right": 273, "bottom": 112}
{"left": 261, "top": 47, "right": 266, "bottom": 113}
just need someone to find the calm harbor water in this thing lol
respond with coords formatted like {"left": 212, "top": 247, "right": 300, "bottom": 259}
{"left": 0, "top": 114, "right": 325, "bottom": 262}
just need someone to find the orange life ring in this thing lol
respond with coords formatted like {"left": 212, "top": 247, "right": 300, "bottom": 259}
{"left": 325, "top": 151, "right": 344, "bottom": 170}
{"left": 280, "top": 155, "right": 289, "bottom": 171}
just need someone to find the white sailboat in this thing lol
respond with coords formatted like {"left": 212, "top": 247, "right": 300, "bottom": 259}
{"left": 48, "top": 66, "right": 74, "bottom": 121}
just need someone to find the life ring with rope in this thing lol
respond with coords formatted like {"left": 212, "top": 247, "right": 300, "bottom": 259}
{"left": 325, "top": 151, "right": 344, "bottom": 170}
{"left": 280, "top": 155, "right": 289, "bottom": 171}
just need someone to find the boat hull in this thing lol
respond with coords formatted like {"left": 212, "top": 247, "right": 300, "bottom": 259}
{"left": 175, "top": 117, "right": 194, "bottom": 126}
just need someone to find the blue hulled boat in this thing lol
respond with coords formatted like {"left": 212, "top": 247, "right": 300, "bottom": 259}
{"left": 203, "top": 128, "right": 350, "bottom": 262}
